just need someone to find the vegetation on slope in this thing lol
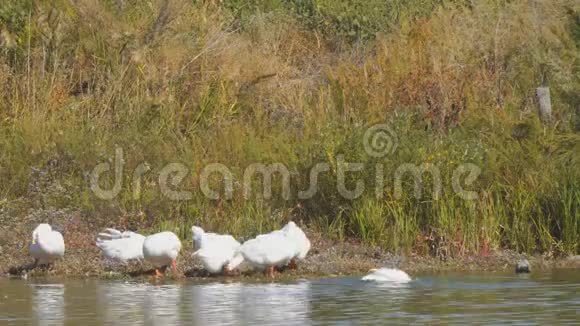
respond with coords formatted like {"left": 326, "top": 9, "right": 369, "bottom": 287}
{"left": 0, "top": 0, "right": 578, "bottom": 259}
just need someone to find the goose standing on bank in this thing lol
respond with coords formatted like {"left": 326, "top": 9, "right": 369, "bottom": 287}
{"left": 228, "top": 231, "right": 295, "bottom": 277}
{"left": 280, "top": 221, "right": 311, "bottom": 270}
{"left": 96, "top": 228, "right": 146, "bottom": 263}
{"left": 142, "top": 231, "right": 182, "bottom": 276}
{"left": 191, "top": 226, "right": 241, "bottom": 275}
{"left": 29, "top": 224, "right": 65, "bottom": 267}
{"left": 227, "top": 221, "right": 310, "bottom": 277}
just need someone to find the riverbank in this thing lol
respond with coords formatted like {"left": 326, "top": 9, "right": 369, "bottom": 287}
{"left": 1, "top": 0, "right": 579, "bottom": 257}
{"left": 2, "top": 222, "right": 580, "bottom": 281}
{"left": 1, "top": 0, "right": 578, "bottom": 275}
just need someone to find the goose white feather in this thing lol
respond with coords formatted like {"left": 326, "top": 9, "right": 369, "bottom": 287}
{"left": 142, "top": 232, "right": 182, "bottom": 268}
{"left": 229, "top": 231, "right": 296, "bottom": 271}
{"left": 191, "top": 226, "right": 241, "bottom": 274}
{"left": 227, "top": 222, "right": 310, "bottom": 272}
{"left": 230, "top": 221, "right": 310, "bottom": 270}
{"left": 281, "top": 222, "right": 311, "bottom": 261}
{"left": 29, "top": 224, "right": 65, "bottom": 265}
{"left": 96, "top": 228, "right": 145, "bottom": 263}
{"left": 361, "top": 268, "right": 411, "bottom": 283}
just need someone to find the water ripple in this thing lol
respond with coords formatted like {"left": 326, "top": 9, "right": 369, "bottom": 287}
{"left": 0, "top": 270, "right": 579, "bottom": 325}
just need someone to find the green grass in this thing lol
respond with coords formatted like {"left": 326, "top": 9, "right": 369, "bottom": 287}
{"left": 0, "top": 0, "right": 578, "bottom": 257}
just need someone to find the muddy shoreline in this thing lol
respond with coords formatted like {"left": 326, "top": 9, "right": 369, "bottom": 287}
{"left": 2, "top": 229, "right": 580, "bottom": 281}
{"left": 2, "top": 204, "right": 578, "bottom": 281}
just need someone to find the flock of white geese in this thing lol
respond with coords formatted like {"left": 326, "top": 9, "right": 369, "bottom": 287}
{"left": 28, "top": 222, "right": 411, "bottom": 282}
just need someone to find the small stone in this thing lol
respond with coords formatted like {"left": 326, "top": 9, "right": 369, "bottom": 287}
{"left": 515, "top": 259, "right": 531, "bottom": 274}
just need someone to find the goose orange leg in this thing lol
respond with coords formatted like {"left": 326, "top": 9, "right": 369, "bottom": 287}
{"left": 289, "top": 259, "right": 297, "bottom": 271}
{"left": 222, "top": 265, "right": 232, "bottom": 276}
{"left": 265, "top": 265, "right": 275, "bottom": 278}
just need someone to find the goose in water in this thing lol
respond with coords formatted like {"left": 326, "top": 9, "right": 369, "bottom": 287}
{"left": 29, "top": 224, "right": 65, "bottom": 267}
{"left": 96, "top": 228, "right": 145, "bottom": 263}
{"left": 142, "top": 231, "right": 182, "bottom": 276}
{"left": 361, "top": 268, "right": 411, "bottom": 283}
{"left": 191, "top": 226, "right": 241, "bottom": 275}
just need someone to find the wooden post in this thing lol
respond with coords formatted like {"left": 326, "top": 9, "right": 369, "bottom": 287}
{"left": 536, "top": 87, "right": 552, "bottom": 122}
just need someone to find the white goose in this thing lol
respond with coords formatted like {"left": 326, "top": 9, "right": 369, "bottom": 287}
{"left": 228, "top": 232, "right": 295, "bottom": 277}
{"left": 361, "top": 268, "right": 411, "bottom": 283}
{"left": 191, "top": 226, "right": 241, "bottom": 275}
{"left": 29, "top": 224, "right": 65, "bottom": 267}
{"left": 227, "top": 221, "right": 309, "bottom": 277}
{"left": 96, "top": 228, "right": 145, "bottom": 263}
{"left": 142, "top": 231, "right": 182, "bottom": 276}
{"left": 280, "top": 221, "right": 311, "bottom": 270}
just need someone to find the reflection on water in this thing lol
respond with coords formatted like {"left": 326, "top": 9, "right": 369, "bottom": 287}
{"left": 32, "top": 284, "right": 64, "bottom": 326}
{"left": 143, "top": 285, "right": 181, "bottom": 326}
{"left": 189, "top": 281, "right": 311, "bottom": 325}
{"left": 97, "top": 282, "right": 147, "bottom": 325}
{"left": 190, "top": 283, "right": 242, "bottom": 325}
{"left": 239, "top": 282, "right": 310, "bottom": 325}
{"left": 308, "top": 277, "right": 413, "bottom": 323}
{"left": 1, "top": 270, "right": 579, "bottom": 325}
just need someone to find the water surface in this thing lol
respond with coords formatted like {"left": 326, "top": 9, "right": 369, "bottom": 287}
{"left": 1, "top": 270, "right": 579, "bottom": 325}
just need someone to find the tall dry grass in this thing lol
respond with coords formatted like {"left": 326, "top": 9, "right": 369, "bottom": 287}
{"left": 0, "top": 0, "right": 578, "bottom": 256}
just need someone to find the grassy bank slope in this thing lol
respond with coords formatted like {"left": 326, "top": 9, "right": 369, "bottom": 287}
{"left": 0, "top": 0, "right": 578, "bottom": 261}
